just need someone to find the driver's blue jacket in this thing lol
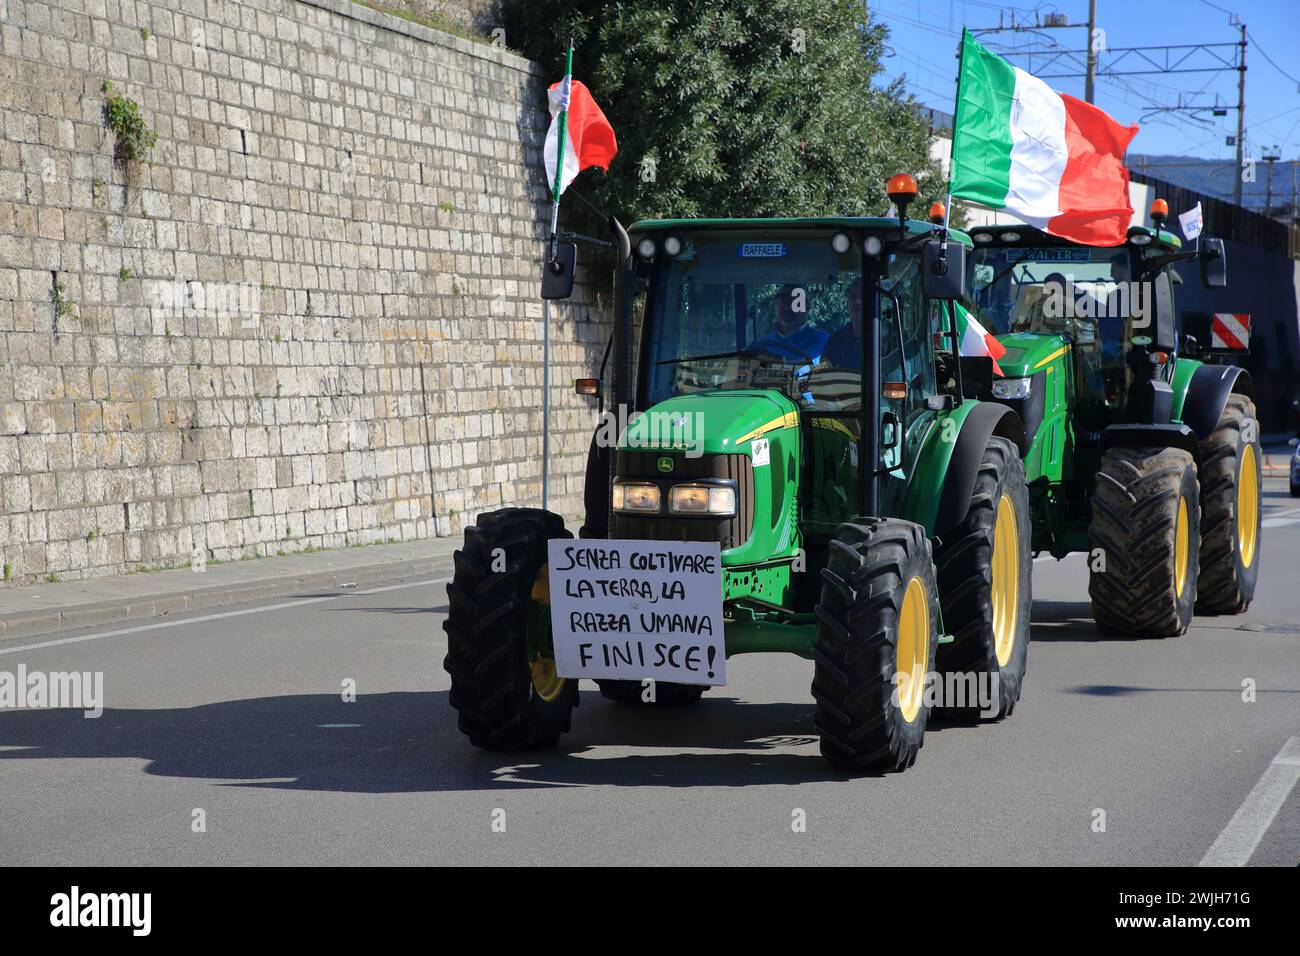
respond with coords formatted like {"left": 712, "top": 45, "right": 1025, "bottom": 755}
{"left": 751, "top": 324, "right": 829, "bottom": 365}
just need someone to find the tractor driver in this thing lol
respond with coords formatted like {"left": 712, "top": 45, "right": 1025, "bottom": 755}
{"left": 820, "top": 276, "right": 904, "bottom": 382}
{"left": 821, "top": 277, "right": 863, "bottom": 368}
{"left": 753, "top": 282, "right": 829, "bottom": 365}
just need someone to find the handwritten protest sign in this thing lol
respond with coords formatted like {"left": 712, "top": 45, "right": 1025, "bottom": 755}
{"left": 547, "top": 539, "right": 726, "bottom": 686}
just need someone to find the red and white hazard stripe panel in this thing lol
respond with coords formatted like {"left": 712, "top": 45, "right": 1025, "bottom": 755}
{"left": 1211, "top": 313, "right": 1250, "bottom": 350}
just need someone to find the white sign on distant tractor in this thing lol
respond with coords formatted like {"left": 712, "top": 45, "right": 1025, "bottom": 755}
{"left": 1211, "top": 313, "right": 1250, "bottom": 351}
{"left": 547, "top": 539, "right": 726, "bottom": 686}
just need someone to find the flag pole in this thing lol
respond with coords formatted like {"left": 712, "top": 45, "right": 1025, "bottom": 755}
{"left": 941, "top": 29, "right": 968, "bottom": 245}
{"left": 939, "top": 29, "right": 967, "bottom": 382}
{"left": 542, "top": 39, "right": 575, "bottom": 512}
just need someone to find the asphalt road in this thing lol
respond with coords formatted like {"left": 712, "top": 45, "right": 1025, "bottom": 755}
{"left": 2, "top": 477, "right": 1297, "bottom": 866}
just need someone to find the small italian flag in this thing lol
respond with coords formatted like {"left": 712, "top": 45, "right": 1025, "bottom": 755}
{"left": 544, "top": 77, "right": 618, "bottom": 198}
{"left": 955, "top": 302, "right": 1007, "bottom": 376}
{"left": 951, "top": 30, "right": 1138, "bottom": 246}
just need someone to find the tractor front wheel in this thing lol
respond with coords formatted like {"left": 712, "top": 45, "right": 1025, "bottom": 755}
{"left": 812, "top": 518, "right": 939, "bottom": 772}
{"left": 934, "top": 436, "right": 1032, "bottom": 718}
{"left": 1196, "top": 394, "right": 1262, "bottom": 613}
{"left": 443, "top": 508, "right": 578, "bottom": 749}
{"left": 1089, "top": 447, "right": 1200, "bottom": 636}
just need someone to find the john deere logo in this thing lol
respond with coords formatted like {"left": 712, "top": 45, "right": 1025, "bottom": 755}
{"left": 657, "top": 456, "right": 674, "bottom": 473}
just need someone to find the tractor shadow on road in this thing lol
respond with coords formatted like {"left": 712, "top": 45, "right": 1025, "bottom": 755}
{"left": 0, "top": 689, "right": 997, "bottom": 791}
{"left": 1028, "top": 599, "right": 1172, "bottom": 643}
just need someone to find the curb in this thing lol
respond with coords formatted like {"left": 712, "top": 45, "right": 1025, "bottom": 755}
{"left": 0, "top": 553, "right": 457, "bottom": 643}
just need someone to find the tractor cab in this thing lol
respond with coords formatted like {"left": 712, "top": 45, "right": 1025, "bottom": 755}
{"left": 967, "top": 214, "right": 1226, "bottom": 439}
{"left": 627, "top": 216, "right": 961, "bottom": 541}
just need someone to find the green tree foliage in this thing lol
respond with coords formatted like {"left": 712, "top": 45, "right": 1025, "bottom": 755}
{"left": 506, "top": 0, "right": 949, "bottom": 228}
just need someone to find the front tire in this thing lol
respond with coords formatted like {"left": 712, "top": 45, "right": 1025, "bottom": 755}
{"left": 1196, "top": 394, "right": 1262, "bottom": 613}
{"left": 443, "top": 508, "right": 578, "bottom": 749}
{"left": 812, "top": 519, "right": 939, "bottom": 772}
{"left": 934, "top": 436, "right": 1032, "bottom": 718}
{"left": 1089, "top": 447, "right": 1200, "bottom": 636}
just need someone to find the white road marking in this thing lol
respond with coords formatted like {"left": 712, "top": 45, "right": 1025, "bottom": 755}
{"left": 1198, "top": 736, "right": 1300, "bottom": 867}
{"left": 1262, "top": 506, "right": 1300, "bottom": 529}
{"left": 1262, "top": 517, "right": 1300, "bottom": 529}
{"left": 0, "top": 577, "right": 449, "bottom": 657}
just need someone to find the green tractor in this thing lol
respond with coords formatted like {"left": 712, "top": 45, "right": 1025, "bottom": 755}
{"left": 444, "top": 176, "right": 1036, "bottom": 773}
{"left": 966, "top": 200, "right": 1261, "bottom": 636}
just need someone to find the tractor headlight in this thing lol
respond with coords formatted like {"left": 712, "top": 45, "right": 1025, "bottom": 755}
{"left": 992, "top": 377, "right": 1032, "bottom": 400}
{"left": 669, "top": 484, "right": 736, "bottom": 516}
{"left": 612, "top": 481, "right": 661, "bottom": 513}
{"left": 636, "top": 237, "right": 658, "bottom": 260}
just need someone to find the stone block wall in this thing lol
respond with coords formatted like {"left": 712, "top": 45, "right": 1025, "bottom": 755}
{"left": 0, "top": 0, "right": 609, "bottom": 582}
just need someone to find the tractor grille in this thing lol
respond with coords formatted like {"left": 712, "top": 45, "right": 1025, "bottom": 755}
{"left": 611, "top": 451, "right": 755, "bottom": 550}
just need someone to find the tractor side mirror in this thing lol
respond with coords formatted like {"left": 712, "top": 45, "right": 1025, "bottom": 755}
{"left": 1199, "top": 237, "right": 1227, "bottom": 289}
{"left": 923, "top": 239, "right": 967, "bottom": 301}
{"left": 540, "top": 242, "right": 578, "bottom": 300}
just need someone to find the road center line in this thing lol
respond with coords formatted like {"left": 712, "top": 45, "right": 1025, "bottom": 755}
{"left": 1198, "top": 736, "right": 1300, "bottom": 867}
{"left": 0, "top": 577, "right": 449, "bottom": 657}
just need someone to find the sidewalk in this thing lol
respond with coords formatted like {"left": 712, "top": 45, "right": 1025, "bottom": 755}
{"left": 0, "top": 538, "right": 460, "bottom": 641}
{"left": 2, "top": 443, "right": 1294, "bottom": 644}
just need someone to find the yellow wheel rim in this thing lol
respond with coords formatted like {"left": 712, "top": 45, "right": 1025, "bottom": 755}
{"left": 1238, "top": 443, "right": 1259, "bottom": 568}
{"left": 991, "top": 493, "right": 1020, "bottom": 668}
{"left": 530, "top": 657, "right": 565, "bottom": 703}
{"left": 1174, "top": 497, "right": 1189, "bottom": 598}
{"left": 529, "top": 565, "right": 566, "bottom": 703}
{"left": 896, "top": 576, "right": 930, "bottom": 723}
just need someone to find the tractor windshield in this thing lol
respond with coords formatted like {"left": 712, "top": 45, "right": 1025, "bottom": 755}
{"left": 641, "top": 233, "right": 918, "bottom": 412}
{"left": 969, "top": 244, "right": 1137, "bottom": 374}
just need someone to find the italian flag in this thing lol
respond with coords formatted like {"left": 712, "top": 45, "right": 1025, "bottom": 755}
{"left": 544, "top": 77, "right": 618, "bottom": 197}
{"left": 951, "top": 30, "right": 1139, "bottom": 246}
{"left": 954, "top": 302, "right": 1007, "bottom": 376}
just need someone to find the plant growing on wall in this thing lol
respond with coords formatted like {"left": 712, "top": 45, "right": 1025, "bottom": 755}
{"left": 51, "top": 273, "right": 76, "bottom": 326}
{"left": 102, "top": 81, "right": 158, "bottom": 164}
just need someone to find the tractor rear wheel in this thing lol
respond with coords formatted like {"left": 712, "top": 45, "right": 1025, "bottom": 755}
{"left": 1088, "top": 447, "right": 1200, "bottom": 636}
{"left": 597, "top": 679, "right": 705, "bottom": 706}
{"left": 812, "top": 518, "right": 939, "bottom": 772}
{"left": 934, "top": 436, "right": 1032, "bottom": 718}
{"left": 443, "top": 508, "right": 578, "bottom": 749}
{"left": 1196, "top": 394, "right": 1262, "bottom": 613}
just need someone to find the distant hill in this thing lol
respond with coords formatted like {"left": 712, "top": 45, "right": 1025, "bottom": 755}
{"left": 1129, "top": 155, "right": 1297, "bottom": 220}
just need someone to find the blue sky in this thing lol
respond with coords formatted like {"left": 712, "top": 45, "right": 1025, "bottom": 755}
{"left": 871, "top": 0, "right": 1300, "bottom": 162}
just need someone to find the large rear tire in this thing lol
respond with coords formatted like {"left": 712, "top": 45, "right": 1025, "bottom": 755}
{"left": 443, "top": 508, "right": 578, "bottom": 749}
{"left": 1196, "top": 394, "right": 1261, "bottom": 613}
{"left": 1089, "top": 447, "right": 1200, "bottom": 636}
{"left": 934, "top": 436, "right": 1032, "bottom": 718}
{"left": 812, "top": 518, "right": 939, "bottom": 772}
